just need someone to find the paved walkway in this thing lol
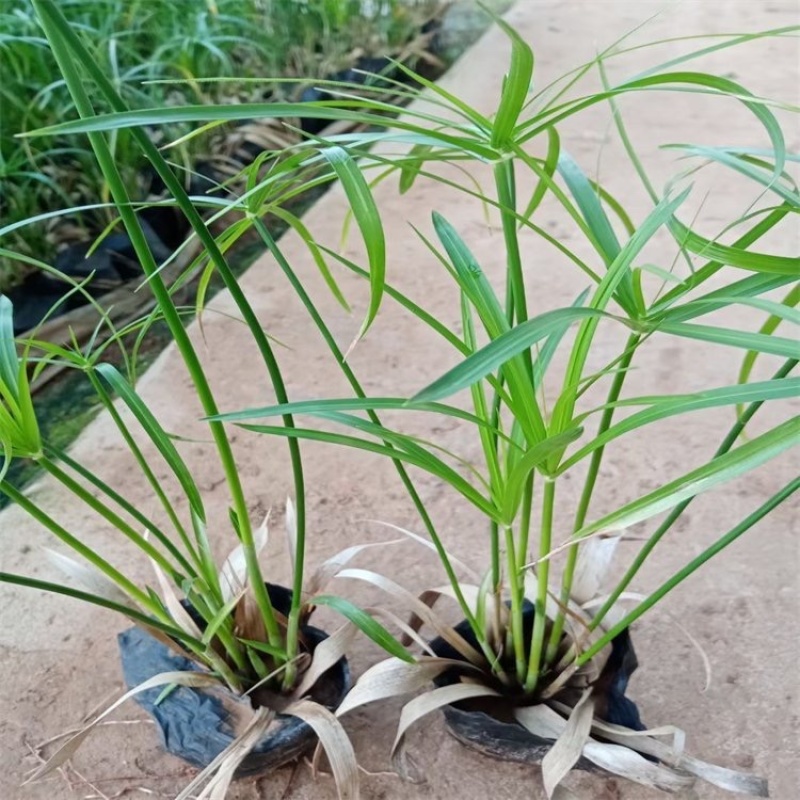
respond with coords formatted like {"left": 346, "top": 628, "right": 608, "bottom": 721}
{"left": 1, "top": 2, "right": 797, "bottom": 798}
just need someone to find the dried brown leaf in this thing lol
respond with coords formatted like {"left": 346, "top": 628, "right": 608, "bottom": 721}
{"left": 303, "top": 540, "right": 403, "bottom": 600}
{"left": 541, "top": 689, "right": 595, "bottom": 798}
{"left": 391, "top": 683, "right": 500, "bottom": 781}
{"left": 368, "top": 520, "right": 480, "bottom": 581}
{"left": 285, "top": 699, "right": 359, "bottom": 800}
{"left": 26, "top": 671, "right": 221, "bottom": 782}
{"left": 219, "top": 513, "right": 270, "bottom": 603}
{"left": 336, "top": 656, "right": 468, "bottom": 717}
{"left": 335, "top": 568, "right": 485, "bottom": 665}
{"left": 44, "top": 549, "right": 136, "bottom": 609}
{"left": 294, "top": 622, "right": 357, "bottom": 699}
{"left": 175, "top": 707, "right": 275, "bottom": 800}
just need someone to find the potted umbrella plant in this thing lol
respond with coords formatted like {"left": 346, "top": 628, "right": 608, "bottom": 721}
{"left": 9, "top": 3, "right": 797, "bottom": 797}
{"left": 0, "top": 2, "right": 424, "bottom": 798}
{"left": 196, "top": 17, "right": 798, "bottom": 800}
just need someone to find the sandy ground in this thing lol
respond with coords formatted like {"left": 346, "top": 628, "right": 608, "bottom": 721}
{"left": 1, "top": 1, "right": 798, "bottom": 799}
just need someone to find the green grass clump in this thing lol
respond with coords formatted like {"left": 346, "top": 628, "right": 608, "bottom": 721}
{"left": 0, "top": 0, "right": 439, "bottom": 290}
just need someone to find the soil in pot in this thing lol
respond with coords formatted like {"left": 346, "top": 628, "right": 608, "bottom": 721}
{"left": 428, "top": 604, "right": 645, "bottom": 766}
{"left": 118, "top": 583, "right": 350, "bottom": 778}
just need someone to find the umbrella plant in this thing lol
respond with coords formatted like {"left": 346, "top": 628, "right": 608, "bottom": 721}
{"left": 0, "top": 1, "right": 426, "bottom": 797}
{"left": 191, "top": 17, "right": 795, "bottom": 799}
{"left": 3, "top": 1, "right": 797, "bottom": 797}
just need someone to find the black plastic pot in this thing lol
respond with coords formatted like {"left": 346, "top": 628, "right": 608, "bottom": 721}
{"left": 118, "top": 584, "right": 350, "bottom": 778}
{"left": 428, "top": 609, "right": 645, "bottom": 766}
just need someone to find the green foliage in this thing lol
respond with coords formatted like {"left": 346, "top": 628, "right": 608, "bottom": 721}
{"left": 0, "top": 0, "right": 439, "bottom": 288}
{"left": 0, "top": 9, "right": 797, "bottom": 793}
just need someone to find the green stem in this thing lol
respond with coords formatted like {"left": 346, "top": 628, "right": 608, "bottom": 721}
{"left": 545, "top": 332, "right": 640, "bottom": 662}
{"left": 1, "top": 481, "right": 162, "bottom": 613}
{"left": 589, "top": 356, "right": 798, "bottom": 633}
{"left": 494, "top": 159, "right": 533, "bottom": 380}
{"left": 524, "top": 478, "right": 556, "bottom": 693}
{"left": 38, "top": 455, "right": 187, "bottom": 582}
{"left": 509, "top": 471, "right": 534, "bottom": 679}
{"left": 252, "top": 221, "right": 507, "bottom": 670}
{"left": 33, "top": 0, "right": 286, "bottom": 656}
{"left": 503, "top": 525, "right": 526, "bottom": 682}
{"left": 47, "top": 444, "right": 198, "bottom": 579}
{"left": 578, "top": 476, "right": 800, "bottom": 664}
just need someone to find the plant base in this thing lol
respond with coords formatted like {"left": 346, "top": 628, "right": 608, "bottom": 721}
{"left": 118, "top": 586, "right": 350, "bottom": 778}
{"left": 429, "top": 615, "right": 645, "bottom": 766}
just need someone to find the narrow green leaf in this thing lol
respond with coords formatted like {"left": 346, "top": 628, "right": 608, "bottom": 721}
{"left": 657, "top": 321, "right": 800, "bottom": 359}
{"left": 669, "top": 218, "right": 799, "bottom": 275}
{"left": 238, "top": 637, "right": 289, "bottom": 660}
{"left": 413, "top": 307, "right": 609, "bottom": 403}
{"left": 557, "top": 151, "right": 621, "bottom": 261}
{"left": 490, "top": 16, "right": 534, "bottom": 149}
{"left": 0, "top": 571, "right": 203, "bottom": 647}
{"left": 575, "top": 416, "right": 799, "bottom": 538}
{"left": 210, "top": 396, "right": 499, "bottom": 433}
{"left": 270, "top": 206, "right": 350, "bottom": 312}
{"left": 398, "top": 144, "right": 433, "bottom": 194}
{"left": 238, "top": 422, "right": 497, "bottom": 519}
{"left": 738, "top": 284, "right": 800, "bottom": 414}
{"left": 560, "top": 378, "right": 800, "bottom": 473}
{"left": 0, "top": 297, "right": 19, "bottom": 394}
{"left": 96, "top": 364, "right": 206, "bottom": 520}
{"left": 311, "top": 595, "right": 415, "bottom": 663}
{"left": 322, "top": 146, "right": 385, "bottom": 341}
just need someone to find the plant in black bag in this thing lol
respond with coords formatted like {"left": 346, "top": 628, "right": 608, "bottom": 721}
{"left": 208, "top": 15, "right": 798, "bottom": 799}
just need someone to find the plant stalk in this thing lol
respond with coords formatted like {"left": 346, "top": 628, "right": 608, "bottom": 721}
{"left": 33, "top": 0, "right": 287, "bottom": 659}
{"left": 589, "top": 356, "right": 798, "bottom": 633}
{"left": 545, "top": 332, "right": 640, "bottom": 662}
{"left": 524, "top": 477, "right": 556, "bottom": 693}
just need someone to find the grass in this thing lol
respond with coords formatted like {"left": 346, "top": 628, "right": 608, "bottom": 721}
{"left": 0, "top": 0, "right": 440, "bottom": 289}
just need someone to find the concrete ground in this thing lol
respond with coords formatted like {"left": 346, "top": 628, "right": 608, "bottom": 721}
{"left": 1, "top": 1, "right": 797, "bottom": 799}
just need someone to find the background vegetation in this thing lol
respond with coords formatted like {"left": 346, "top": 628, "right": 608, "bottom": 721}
{"left": 0, "top": 0, "right": 440, "bottom": 289}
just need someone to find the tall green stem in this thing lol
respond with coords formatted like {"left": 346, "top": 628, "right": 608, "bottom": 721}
{"left": 252, "top": 222, "right": 496, "bottom": 657}
{"left": 588, "top": 356, "right": 798, "bottom": 633}
{"left": 524, "top": 478, "right": 555, "bottom": 693}
{"left": 579, "top": 476, "right": 800, "bottom": 664}
{"left": 33, "top": 0, "right": 287, "bottom": 656}
{"left": 494, "top": 160, "right": 529, "bottom": 332}
{"left": 545, "top": 332, "right": 640, "bottom": 662}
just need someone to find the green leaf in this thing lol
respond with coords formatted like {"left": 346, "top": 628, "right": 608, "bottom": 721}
{"left": 657, "top": 322, "right": 800, "bottom": 359}
{"left": 0, "top": 571, "right": 203, "bottom": 647}
{"left": 432, "top": 212, "right": 508, "bottom": 337}
{"left": 663, "top": 144, "right": 800, "bottom": 206}
{"left": 557, "top": 151, "right": 621, "bottom": 262}
{"left": 490, "top": 16, "right": 534, "bottom": 149}
{"left": 737, "top": 284, "right": 800, "bottom": 414}
{"left": 576, "top": 416, "right": 800, "bottom": 538}
{"left": 269, "top": 206, "right": 350, "bottom": 312}
{"left": 322, "top": 146, "right": 385, "bottom": 341}
{"left": 669, "top": 218, "right": 800, "bottom": 275}
{"left": 399, "top": 143, "right": 433, "bottom": 194}
{"left": 310, "top": 595, "right": 415, "bottom": 663}
{"left": 413, "top": 307, "right": 609, "bottom": 403}
{"left": 238, "top": 422, "right": 497, "bottom": 519}
{"left": 560, "top": 378, "right": 800, "bottom": 473}
{"left": 238, "top": 637, "right": 289, "bottom": 660}
{"left": 0, "top": 296, "right": 20, "bottom": 395}
{"left": 210, "top": 396, "right": 499, "bottom": 434}
{"left": 96, "top": 364, "right": 206, "bottom": 521}
{"left": 431, "top": 211, "right": 550, "bottom": 442}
